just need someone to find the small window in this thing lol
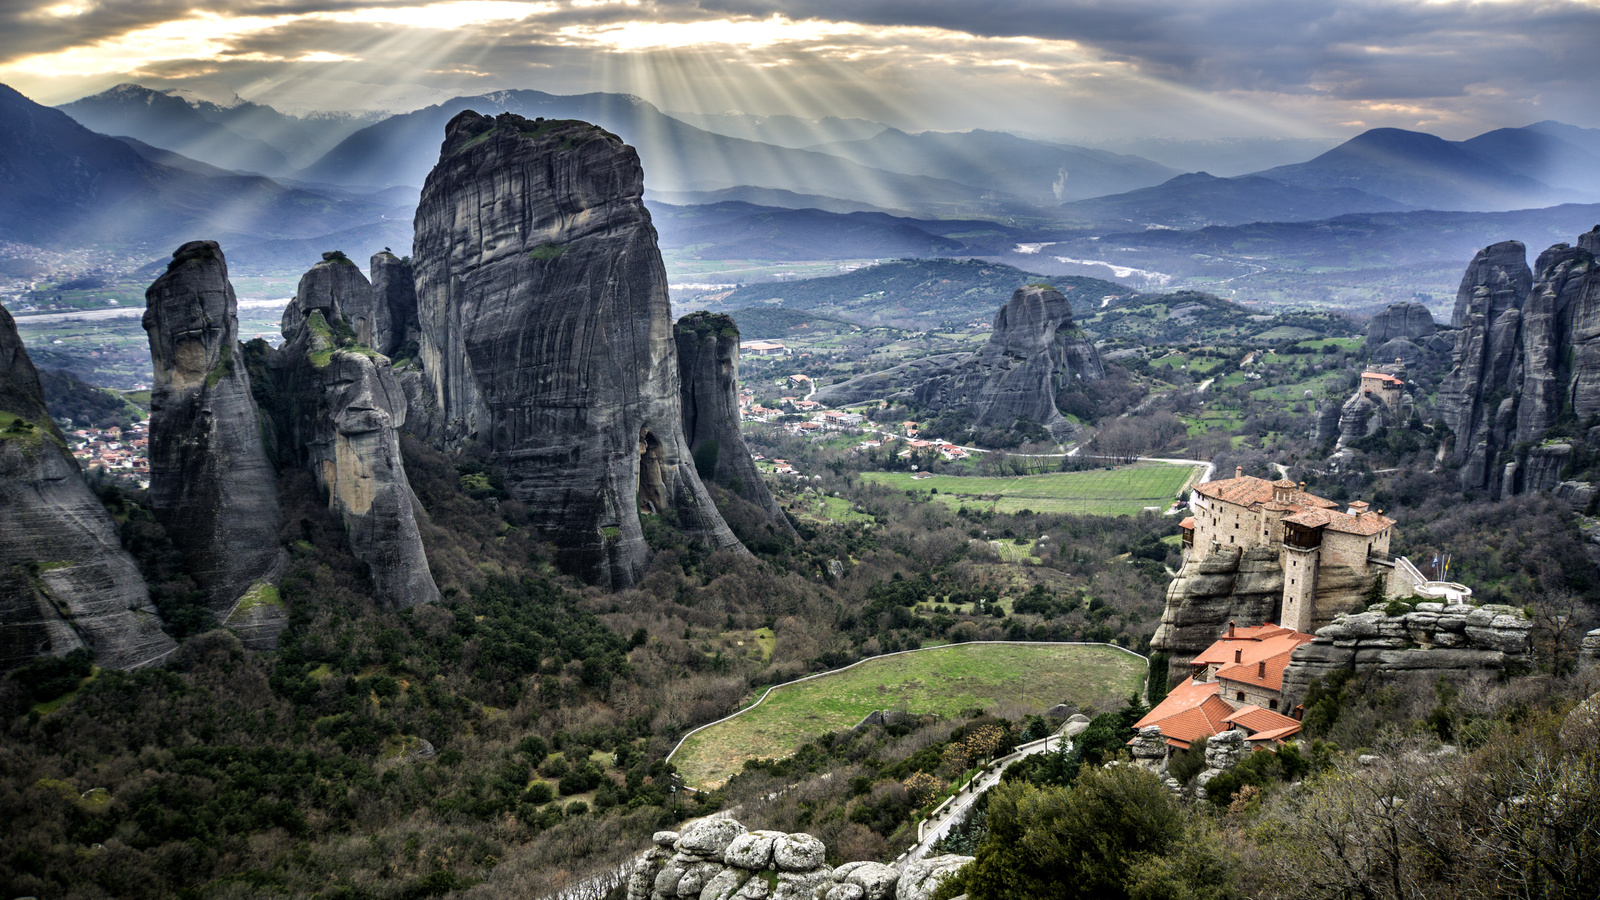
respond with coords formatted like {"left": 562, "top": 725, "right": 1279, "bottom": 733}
{"left": 1236, "top": 692, "right": 1245, "bottom": 702}
{"left": 1269, "top": 699, "right": 1279, "bottom": 710}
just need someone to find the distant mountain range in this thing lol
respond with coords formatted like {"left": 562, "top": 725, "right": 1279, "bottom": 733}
{"left": 1059, "top": 171, "right": 1412, "bottom": 228}
{"left": 57, "top": 83, "right": 378, "bottom": 175}
{"left": 0, "top": 84, "right": 404, "bottom": 263}
{"left": 296, "top": 90, "right": 1001, "bottom": 216}
{"left": 661, "top": 110, "right": 887, "bottom": 149}
{"left": 804, "top": 128, "right": 1178, "bottom": 205}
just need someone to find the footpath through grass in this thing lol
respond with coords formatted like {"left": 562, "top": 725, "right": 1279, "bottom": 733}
{"left": 672, "top": 642, "right": 1146, "bottom": 788}
{"left": 861, "top": 462, "right": 1201, "bottom": 516}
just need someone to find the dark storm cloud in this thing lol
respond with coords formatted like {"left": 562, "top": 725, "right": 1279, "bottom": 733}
{"left": 696, "top": 0, "right": 1600, "bottom": 95}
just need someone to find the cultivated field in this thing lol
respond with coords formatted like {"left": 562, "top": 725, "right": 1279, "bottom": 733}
{"left": 671, "top": 642, "right": 1146, "bottom": 787}
{"left": 861, "top": 462, "right": 1201, "bottom": 516}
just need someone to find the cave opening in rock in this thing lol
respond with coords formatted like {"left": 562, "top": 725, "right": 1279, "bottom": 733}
{"left": 638, "top": 426, "right": 667, "bottom": 514}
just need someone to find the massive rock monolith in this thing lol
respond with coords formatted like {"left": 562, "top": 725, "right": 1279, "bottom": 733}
{"left": 367, "top": 250, "right": 421, "bottom": 359}
{"left": 813, "top": 284, "right": 1104, "bottom": 439}
{"left": 412, "top": 111, "right": 742, "bottom": 587}
{"left": 1367, "top": 302, "right": 1436, "bottom": 346}
{"left": 143, "top": 240, "right": 282, "bottom": 618}
{"left": 270, "top": 255, "right": 441, "bottom": 608}
{"left": 1, "top": 306, "right": 176, "bottom": 670}
{"left": 1438, "top": 228, "right": 1600, "bottom": 494}
{"left": 674, "top": 312, "right": 796, "bottom": 541}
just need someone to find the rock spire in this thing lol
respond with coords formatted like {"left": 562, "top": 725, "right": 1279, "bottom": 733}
{"left": 412, "top": 110, "right": 742, "bottom": 587}
{"left": 143, "top": 240, "right": 282, "bottom": 618}
{"left": 813, "top": 284, "right": 1104, "bottom": 439}
{"left": 269, "top": 254, "right": 440, "bottom": 608}
{"left": 675, "top": 312, "right": 796, "bottom": 541}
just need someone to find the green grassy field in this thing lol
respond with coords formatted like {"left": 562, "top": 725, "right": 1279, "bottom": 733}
{"left": 672, "top": 643, "right": 1146, "bottom": 787}
{"left": 861, "top": 463, "right": 1200, "bottom": 516}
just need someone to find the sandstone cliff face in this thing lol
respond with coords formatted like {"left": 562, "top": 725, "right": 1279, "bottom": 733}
{"left": 143, "top": 240, "right": 282, "bottom": 617}
{"left": 270, "top": 257, "right": 440, "bottom": 609}
{"left": 814, "top": 285, "right": 1104, "bottom": 439}
{"left": 1367, "top": 302, "right": 1436, "bottom": 346}
{"left": 1150, "top": 546, "right": 1282, "bottom": 682}
{"left": 412, "top": 111, "right": 741, "bottom": 587}
{"left": 675, "top": 312, "right": 796, "bottom": 540}
{"left": 1438, "top": 228, "right": 1600, "bottom": 493}
{"left": 1, "top": 306, "right": 176, "bottom": 670}
{"left": 1280, "top": 603, "right": 1532, "bottom": 708}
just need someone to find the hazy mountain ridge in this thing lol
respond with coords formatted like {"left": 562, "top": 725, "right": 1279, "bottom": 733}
{"left": 804, "top": 128, "right": 1178, "bottom": 205}
{"left": 298, "top": 90, "right": 1008, "bottom": 216}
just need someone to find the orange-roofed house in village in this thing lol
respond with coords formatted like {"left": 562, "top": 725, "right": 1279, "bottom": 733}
{"left": 1134, "top": 622, "right": 1314, "bottom": 757}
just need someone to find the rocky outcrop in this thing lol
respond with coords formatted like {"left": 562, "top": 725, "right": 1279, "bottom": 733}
{"left": 0, "top": 306, "right": 176, "bottom": 670}
{"left": 1150, "top": 546, "right": 1282, "bottom": 682}
{"left": 268, "top": 255, "right": 440, "bottom": 609}
{"left": 367, "top": 250, "right": 420, "bottom": 360}
{"left": 1367, "top": 302, "right": 1436, "bottom": 347}
{"left": 675, "top": 312, "right": 796, "bottom": 540}
{"left": 626, "top": 819, "right": 970, "bottom": 900}
{"left": 143, "top": 240, "right": 282, "bottom": 619}
{"left": 412, "top": 110, "right": 741, "bottom": 587}
{"left": 814, "top": 285, "right": 1104, "bottom": 440}
{"left": 1279, "top": 602, "right": 1533, "bottom": 708}
{"left": 1438, "top": 229, "right": 1600, "bottom": 493}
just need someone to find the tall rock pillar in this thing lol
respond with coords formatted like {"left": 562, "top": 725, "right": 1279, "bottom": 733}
{"left": 270, "top": 255, "right": 441, "bottom": 608}
{"left": 675, "top": 312, "right": 797, "bottom": 541}
{"left": 412, "top": 111, "right": 743, "bottom": 587}
{"left": 143, "top": 240, "right": 282, "bottom": 617}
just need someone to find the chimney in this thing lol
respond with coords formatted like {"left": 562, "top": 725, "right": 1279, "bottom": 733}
{"left": 1298, "top": 481, "right": 1305, "bottom": 491}
{"left": 1228, "top": 621, "right": 1236, "bottom": 637}
{"left": 1258, "top": 660, "right": 1266, "bottom": 679}
{"left": 1234, "top": 649, "right": 1242, "bottom": 664}
{"left": 1236, "top": 466, "right": 1243, "bottom": 478}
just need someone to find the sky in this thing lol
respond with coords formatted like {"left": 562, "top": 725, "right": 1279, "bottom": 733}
{"left": 1, "top": 0, "right": 1597, "bottom": 142}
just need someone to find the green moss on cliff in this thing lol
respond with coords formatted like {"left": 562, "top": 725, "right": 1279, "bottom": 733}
{"left": 529, "top": 243, "right": 567, "bottom": 262}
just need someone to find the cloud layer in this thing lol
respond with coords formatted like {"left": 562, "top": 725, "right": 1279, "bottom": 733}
{"left": 2, "top": 0, "right": 1596, "bottom": 140}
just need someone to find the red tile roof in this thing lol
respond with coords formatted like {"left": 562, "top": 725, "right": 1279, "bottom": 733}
{"left": 1221, "top": 705, "right": 1302, "bottom": 736}
{"left": 1180, "top": 516, "right": 1196, "bottom": 530}
{"left": 1133, "top": 680, "right": 1236, "bottom": 749}
{"left": 1194, "top": 475, "right": 1340, "bottom": 511}
{"left": 1211, "top": 630, "right": 1315, "bottom": 693}
{"left": 1190, "top": 625, "right": 1302, "bottom": 667}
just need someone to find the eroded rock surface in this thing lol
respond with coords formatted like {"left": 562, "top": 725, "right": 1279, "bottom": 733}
{"left": 814, "top": 285, "right": 1103, "bottom": 440}
{"left": 412, "top": 111, "right": 741, "bottom": 587}
{"left": 269, "top": 255, "right": 440, "bottom": 609}
{"left": 1439, "top": 228, "right": 1600, "bottom": 493}
{"left": 626, "top": 818, "right": 970, "bottom": 900}
{"left": 675, "top": 312, "right": 796, "bottom": 540}
{"left": 1, "top": 306, "right": 176, "bottom": 670}
{"left": 143, "top": 240, "right": 282, "bottom": 618}
{"left": 1367, "top": 302, "right": 1436, "bottom": 346}
{"left": 1150, "top": 546, "right": 1282, "bottom": 682}
{"left": 1280, "top": 602, "right": 1533, "bottom": 707}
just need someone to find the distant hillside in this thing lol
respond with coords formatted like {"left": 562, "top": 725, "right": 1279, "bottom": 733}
{"left": 705, "top": 258, "right": 1133, "bottom": 329}
{"left": 1079, "top": 291, "right": 1356, "bottom": 346}
{"left": 1258, "top": 127, "right": 1563, "bottom": 211}
{"left": 1058, "top": 171, "right": 1412, "bottom": 228}
{"left": 653, "top": 202, "right": 987, "bottom": 260}
{"left": 722, "top": 307, "right": 871, "bottom": 340}
{"left": 663, "top": 110, "right": 887, "bottom": 149}
{"left": 807, "top": 128, "right": 1176, "bottom": 205}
